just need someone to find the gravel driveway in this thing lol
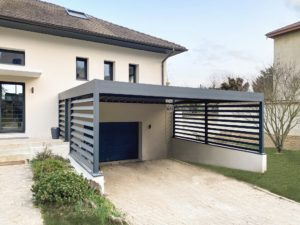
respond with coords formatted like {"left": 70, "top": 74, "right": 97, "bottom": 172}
{"left": 0, "top": 164, "right": 43, "bottom": 225}
{"left": 103, "top": 159, "right": 300, "bottom": 225}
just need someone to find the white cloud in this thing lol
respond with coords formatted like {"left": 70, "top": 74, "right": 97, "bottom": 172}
{"left": 286, "top": 0, "right": 300, "bottom": 10}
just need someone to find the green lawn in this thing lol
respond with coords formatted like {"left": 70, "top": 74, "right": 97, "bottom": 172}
{"left": 194, "top": 148, "right": 300, "bottom": 203}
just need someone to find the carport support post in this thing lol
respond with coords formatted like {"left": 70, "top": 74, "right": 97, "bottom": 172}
{"left": 92, "top": 93, "right": 100, "bottom": 176}
{"left": 204, "top": 102, "right": 208, "bottom": 144}
{"left": 259, "top": 101, "right": 264, "bottom": 154}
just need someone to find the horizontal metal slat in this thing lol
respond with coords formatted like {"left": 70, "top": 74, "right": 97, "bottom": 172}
{"left": 175, "top": 124, "right": 205, "bottom": 129}
{"left": 174, "top": 109, "right": 205, "bottom": 112}
{"left": 208, "top": 122, "right": 259, "bottom": 130}
{"left": 208, "top": 131, "right": 259, "bottom": 141}
{"left": 210, "top": 104, "right": 259, "bottom": 108}
{"left": 71, "top": 125, "right": 93, "bottom": 136}
{"left": 208, "top": 136, "right": 259, "bottom": 147}
{"left": 70, "top": 151, "right": 93, "bottom": 172}
{"left": 207, "top": 127, "right": 259, "bottom": 135}
{"left": 174, "top": 120, "right": 205, "bottom": 126}
{"left": 72, "top": 113, "right": 93, "bottom": 119}
{"left": 207, "top": 118, "right": 259, "bottom": 124}
{"left": 207, "top": 109, "right": 259, "bottom": 113}
{"left": 72, "top": 98, "right": 94, "bottom": 104}
{"left": 71, "top": 144, "right": 94, "bottom": 161}
{"left": 71, "top": 131, "right": 94, "bottom": 145}
{"left": 72, "top": 119, "right": 93, "bottom": 127}
{"left": 71, "top": 106, "right": 94, "bottom": 111}
{"left": 175, "top": 127, "right": 205, "bottom": 133}
{"left": 71, "top": 137, "right": 93, "bottom": 154}
{"left": 175, "top": 131, "right": 205, "bottom": 137}
{"left": 207, "top": 114, "right": 259, "bottom": 118}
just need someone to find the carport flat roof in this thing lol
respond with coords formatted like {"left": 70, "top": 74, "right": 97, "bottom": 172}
{"left": 59, "top": 79, "right": 264, "bottom": 103}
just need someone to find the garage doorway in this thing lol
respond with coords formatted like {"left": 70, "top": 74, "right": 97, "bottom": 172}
{"left": 99, "top": 122, "right": 139, "bottom": 162}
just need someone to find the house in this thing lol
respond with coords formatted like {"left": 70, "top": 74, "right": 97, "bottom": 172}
{"left": 266, "top": 22, "right": 300, "bottom": 149}
{"left": 0, "top": 0, "right": 266, "bottom": 191}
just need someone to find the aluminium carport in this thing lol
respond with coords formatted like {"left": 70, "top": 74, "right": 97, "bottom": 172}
{"left": 58, "top": 79, "right": 264, "bottom": 177}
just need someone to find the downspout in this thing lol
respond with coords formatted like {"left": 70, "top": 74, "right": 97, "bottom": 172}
{"left": 161, "top": 48, "right": 175, "bottom": 86}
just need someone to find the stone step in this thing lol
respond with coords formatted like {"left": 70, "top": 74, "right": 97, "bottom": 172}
{"left": 0, "top": 138, "right": 69, "bottom": 162}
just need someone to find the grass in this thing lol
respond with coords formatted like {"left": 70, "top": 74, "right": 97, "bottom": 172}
{"left": 194, "top": 148, "right": 300, "bottom": 203}
{"left": 41, "top": 192, "right": 122, "bottom": 225}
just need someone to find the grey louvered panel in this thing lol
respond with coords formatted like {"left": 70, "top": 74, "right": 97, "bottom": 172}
{"left": 72, "top": 119, "right": 93, "bottom": 128}
{"left": 71, "top": 144, "right": 94, "bottom": 161}
{"left": 71, "top": 106, "right": 94, "bottom": 111}
{"left": 72, "top": 98, "right": 94, "bottom": 104}
{"left": 72, "top": 113, "right": 93, "bottom": 119}
{"left": 71, "top": 137, "right": 93, "bottom": 154}
{"left": 71, "top": 131, "right": 94, "bottom": 145}
{"left": 71, "top": 125, "right": 93, "bottom": 136}
{"left": 70, "top": 151, "right": 93, "bottom": 172}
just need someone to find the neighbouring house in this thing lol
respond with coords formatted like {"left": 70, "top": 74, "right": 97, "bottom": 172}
{"left": 0, "top": 0, "right": 266, "bottom": 191}
{"left": 266, "top": 22, "right": 300, "bottom": 150}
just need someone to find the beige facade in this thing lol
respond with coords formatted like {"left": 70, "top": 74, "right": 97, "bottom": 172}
{"left": 0, "top": 26, "right": 167, "bottom": 138}
{"left": 271, "top": 31, "right": 300, "bottom": 138}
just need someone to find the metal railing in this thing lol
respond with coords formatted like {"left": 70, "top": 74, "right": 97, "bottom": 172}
{"left": 173, "top": 101, "right": 264, "bottom": 153}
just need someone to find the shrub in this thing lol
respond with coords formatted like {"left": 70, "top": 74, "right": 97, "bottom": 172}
{"left": 32, "top": 158, "right": 69, "bottom": 181}
{"left": 32, "top": 170, "right": 90, "bottom": 204}
{"left": 33, "top": 148, "right": 69, "bottom": 163}
{"left": 33, "top": 148, "right": 54, "bottom": 161}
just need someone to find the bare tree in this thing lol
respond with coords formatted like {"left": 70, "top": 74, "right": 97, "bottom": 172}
{"left": 264, "top": 63, "right": 300, "bottom": 153}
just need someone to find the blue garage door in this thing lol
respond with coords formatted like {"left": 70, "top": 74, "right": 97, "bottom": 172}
{"left": 99, "top": 122, "right": 139, "bottom": 162}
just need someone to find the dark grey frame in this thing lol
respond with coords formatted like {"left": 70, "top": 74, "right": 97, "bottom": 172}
{"left": 59, "top": 79, "right": 264, "bottom": 177}
{"left": 104, "top": 61, "right": 114, "bottom": 81}
{"left": 0, "top": 81, "right": 25, "bottom": 133}
{"left": 76, "top": 57, "right": 88, "bottom": 81}
{"left": 0, "top": 48, "right": 25, "bottom": 66}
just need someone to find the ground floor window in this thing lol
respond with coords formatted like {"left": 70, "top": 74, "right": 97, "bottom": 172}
{"left": 0, "top": 82, "right": 25, "bottom": 133}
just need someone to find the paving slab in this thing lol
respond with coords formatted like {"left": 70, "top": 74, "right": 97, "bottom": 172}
{"left": 0, "top": 164, "right": 43, "bottom": 225}
{"left": 103, "top": 159, "right": 300, "bottom": 225}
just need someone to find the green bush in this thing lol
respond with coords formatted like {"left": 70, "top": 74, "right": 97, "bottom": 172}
{"left": 32, "top": 170, "right": 90, "bottom": 204}
{"left": 32, "top": 158, "right": 69, "bottom": 181}
{"left": 32, "top": 148, "right": 69, "bottom": 163}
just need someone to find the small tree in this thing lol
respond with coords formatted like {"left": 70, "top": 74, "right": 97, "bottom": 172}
{"left": 252, "top": 66, "right": 273, "bottom": 100}
{"left": 263, "top": 63, "right": 300, "bottom": 153}
{"left": 220, "top": 77, "right": 250, "bottom": 91}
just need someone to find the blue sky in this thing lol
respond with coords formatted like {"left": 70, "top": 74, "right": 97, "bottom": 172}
{"left": 45, "top": 0, "right": 300, "bottom": 87}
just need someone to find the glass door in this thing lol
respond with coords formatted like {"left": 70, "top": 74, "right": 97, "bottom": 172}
{"left": 0, "top": 82, "right": 25, "bottom": 133}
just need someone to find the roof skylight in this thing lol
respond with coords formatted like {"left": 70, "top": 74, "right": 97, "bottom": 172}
{"left": 66, "top": 8, "right": 88, "bottom": 19}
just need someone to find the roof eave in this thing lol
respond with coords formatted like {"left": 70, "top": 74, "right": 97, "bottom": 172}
{"left": 266, "top": 25, "right": 300, "bottom": 39}
{"left": 0, "top": 16, "right": 187, "bottom": 55}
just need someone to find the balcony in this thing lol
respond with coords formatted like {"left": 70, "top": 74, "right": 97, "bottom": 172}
{"left": 0, "top": 64, "right": 41, "bottom": 78}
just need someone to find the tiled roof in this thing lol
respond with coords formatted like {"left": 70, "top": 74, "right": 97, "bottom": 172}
{"left": 0, "top": 0, "right": 187, "bottom": 52}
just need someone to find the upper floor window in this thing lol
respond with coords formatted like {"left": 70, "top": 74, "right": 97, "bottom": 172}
{"left": 0, "top": 49, "right": 25, "bottom": 66}
{"left": 129, "top": 64, "right": 137, "bottom": 83}
{"left": 104, "top": 61, "right": 114, "bottom": 81}
{"left": 76, "top": 57, "right": 88, "bottom": 80}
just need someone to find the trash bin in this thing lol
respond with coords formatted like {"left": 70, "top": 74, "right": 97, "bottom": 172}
{"left": 51, "top": 127, "right": 60, "bottom": 139}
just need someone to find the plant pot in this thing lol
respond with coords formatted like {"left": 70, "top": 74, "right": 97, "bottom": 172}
{"left": 51, "top": 127, "right": 60, "bottom": 139}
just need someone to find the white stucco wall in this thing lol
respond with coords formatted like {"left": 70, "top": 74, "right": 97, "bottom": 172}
{"left": 0, "top": 27, "right": 167, "bottom": 138}
{"left": 273, "top": 32, "right": 300, "bottom": 136}
{"left": 100, "top": 103, "right": 172, "bottom": 161}
{"left": 170, "top": 138, "right": 267, "bottom": 173}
